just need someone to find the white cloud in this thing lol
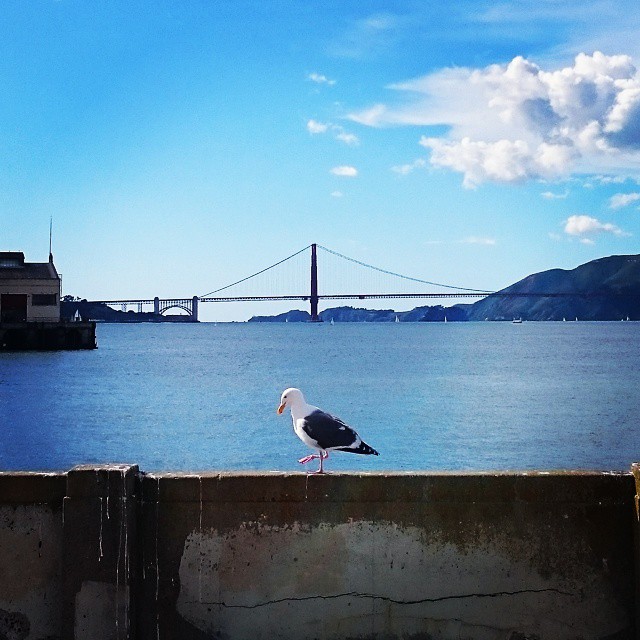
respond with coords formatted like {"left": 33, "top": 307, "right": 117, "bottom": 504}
{"left": 335, "top": 132, "right": 360, "bottom": 146}
{"left": 609, "top": 192, "right": 640, "bottom": 208}
{"left": 307, "top": 119, "right": 329, "bottom": 134}
{"left": 308, "top": 72, "right": 336, "bottom": 86}
{"left": 592, "top": 175, "right": 628, "bottom": 185}
{"left": 460, "top": 236, "right": 497, "bottom": 246}
{"left": 391, "top": 158, "right": 426, "bottom": 175}
{"left": 306, "top": 120, "right": 359, "bottom": 145}
{"left": 330, "top": 166, "right": 358, "bottom": 177}
{"left": 349, "top": 52, "right": 640, "bottom": 185}
{"left": 330, "top": 191, "right": 344, "bottom": 198}
{"left": 564, "top": 214, "right": 629, "bottom": 238}
{"left": 541, "top": 189, "right": 569, "bottom": 199}
{"left": 420, "top": 137, "right": 576, "bottom": 188}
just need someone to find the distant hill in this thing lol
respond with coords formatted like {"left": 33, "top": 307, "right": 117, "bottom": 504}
{"left": 247, "top": 254, "right": 640, "bottom": 322}
{"left": 247, "top": 305, "right": 470, "bottom": 323}
{"left": 466, "top": 254, "right": 640, "bottom": 321}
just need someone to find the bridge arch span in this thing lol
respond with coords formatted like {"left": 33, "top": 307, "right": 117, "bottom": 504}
{"left": 159, "top": 304, "right": 192, "bottom": 316}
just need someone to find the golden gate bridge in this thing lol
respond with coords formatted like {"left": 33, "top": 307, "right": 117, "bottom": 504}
{"left": 87, "top": 243, "right": 600, "bottom": 322}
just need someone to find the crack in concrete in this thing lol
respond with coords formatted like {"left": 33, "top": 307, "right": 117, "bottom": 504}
{"left": 189, "top": 587, "right": 573, "bottom": 609}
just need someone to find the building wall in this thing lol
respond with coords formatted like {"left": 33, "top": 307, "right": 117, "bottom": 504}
{"left": 0, "top": 466, "right": 638, "bottom": 640}
{"left": 0, "top": 277, "right": 60, "bottom": 321}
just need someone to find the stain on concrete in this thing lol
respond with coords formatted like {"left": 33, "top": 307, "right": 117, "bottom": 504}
{"left": 0, "top": 608, "right": 30, "bottom": 640}
{"left": 74, "top": 580, "right": 129, "bottom": 639}
{"left": 0, "top": 506, "right": 61, "bottom": 601}
{"left": 175, "top": 519, "right": 629, "bottom": 640}
{"left": 0, "top": 504, "right": 63, "bottom": 640}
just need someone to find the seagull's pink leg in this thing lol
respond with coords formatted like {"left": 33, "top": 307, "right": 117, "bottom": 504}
{"left": 298, "top": 454, "right": 319, "bottom": 464}
{"left": 315, "top": 450, "right": 329, "bottom": 474}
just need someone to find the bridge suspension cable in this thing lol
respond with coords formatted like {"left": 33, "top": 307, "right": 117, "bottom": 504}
{"left": 200, "top": 245, "right": 311, "bottom": 297}
{"left": 316, "top": 245, "right": 493, "bottom": 294}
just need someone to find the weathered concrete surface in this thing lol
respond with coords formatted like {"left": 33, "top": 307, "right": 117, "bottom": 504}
{"left": 0, "top": 472, "right": 65, "bottom": 640}
{"left": 140, "top": 471, "right": 636, "bottom": 640}
{"left": 0, "top": 468, "right": 637, "bottom": 639}
{"left": 62, "top": 464, "right": 139, "bottom": 640}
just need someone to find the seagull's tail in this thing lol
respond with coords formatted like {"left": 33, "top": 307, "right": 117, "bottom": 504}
{"left": 339, "top": 441, "right": 379, "bottom": 456}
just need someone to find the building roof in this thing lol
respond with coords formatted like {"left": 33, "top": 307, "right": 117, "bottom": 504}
{"left": 0, "top": 252, "right": 60, "bottom": 280}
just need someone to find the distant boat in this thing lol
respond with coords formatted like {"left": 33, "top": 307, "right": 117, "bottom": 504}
{"left": 444, "top": 316, "right": 447, "bottom": 323}
{"left": 512, "top": 318, "right": 522, "bottom": 324}
{"left": 330, "top": 318, "right": 334, "bottom": 325}
{"left": 395, "top": 316, "right": 399, "bottom": 323}
{"left": 563, "top": 317, "right": 566, "bottom": 322}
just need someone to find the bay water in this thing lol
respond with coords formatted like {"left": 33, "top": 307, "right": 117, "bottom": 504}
{"left": 1, "top": 321, "right": 638, "bottom": 473}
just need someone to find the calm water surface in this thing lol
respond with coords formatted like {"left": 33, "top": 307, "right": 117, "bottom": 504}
{"left": 0, "top": 322, "right": 638, "bottom": 472}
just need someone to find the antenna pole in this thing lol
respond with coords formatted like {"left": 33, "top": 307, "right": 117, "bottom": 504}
{"left": 49, "top": 217, "right": 53, "bottom": 262}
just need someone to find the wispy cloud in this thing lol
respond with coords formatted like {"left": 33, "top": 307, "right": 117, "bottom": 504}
{"left": 541, "top": 189, "right": 569, "bottom": 199}
{"left": 330, "top": 190, "right": 344, "bottom": 198}
{"left": 349, "top": 52, "right": 640, "bottom": 187}
{"left": 335, "top": 132, "right": 359, "bottom": 146}
{"left": 391, "top": 158, "right": 426, "bottom": 175}
{"left": 330, "top": 165, "right": 358, "bottom": 177}
{"left": 564, "top": 214, "right": 630, "bottom": 239}
{"left": 307, "top": 72, "right": 336, "bottom": 86}
{"left": 459, "top": 236, "right": 497, "bottom": 246}
{"left": 307, "top": 119, "right": 329, "bottom": 134}
{"left": 306, "top": 120, "right": 359, "bottom": 145}
{"left": 329, "top": 13, "right": 402, "bottom": 59}
{"left": 609, "top": 192, "right": 640, "bottom": 208}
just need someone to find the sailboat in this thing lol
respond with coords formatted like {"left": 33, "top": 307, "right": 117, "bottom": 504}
{"left": 395, "top": 316, "right": 399, "bottom": 323}
{"left": 330, "top": 318, "right": 334, "bottom": 325}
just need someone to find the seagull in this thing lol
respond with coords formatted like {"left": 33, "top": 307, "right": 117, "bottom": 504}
{"left": 277, "top": 387, "right": 379, "bottom": 473}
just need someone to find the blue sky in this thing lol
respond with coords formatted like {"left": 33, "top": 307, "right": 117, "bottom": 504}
{"left": 3, "top": 0, "right": 640, "bottom": 321}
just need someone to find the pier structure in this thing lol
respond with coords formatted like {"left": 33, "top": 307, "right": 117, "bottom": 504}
{"left": 0, "top": 251, "right": 96, "bottom": 350}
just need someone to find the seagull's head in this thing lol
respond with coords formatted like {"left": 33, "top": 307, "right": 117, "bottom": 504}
{"left": 277, "top": 387, "right": 304, "bottom": 415}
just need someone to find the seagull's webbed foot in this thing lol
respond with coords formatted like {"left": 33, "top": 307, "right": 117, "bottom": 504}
{"left": 299, "top": 451, "right": 330, "bottom": 473}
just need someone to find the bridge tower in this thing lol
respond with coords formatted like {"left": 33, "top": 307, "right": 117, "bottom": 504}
{"left": 310, "top": 243, "right": 320, "bottom": 322}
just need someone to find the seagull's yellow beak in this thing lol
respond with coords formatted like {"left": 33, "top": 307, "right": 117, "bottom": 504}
{"left": 277, "top": 402, "right": 286, "bottom": 415}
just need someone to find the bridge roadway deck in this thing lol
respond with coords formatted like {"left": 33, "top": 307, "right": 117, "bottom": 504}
{"left": 90, "top": 291, "right": 626, "bottom": 306}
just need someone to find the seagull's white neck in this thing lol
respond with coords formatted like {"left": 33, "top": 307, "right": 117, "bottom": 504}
{"left": 289, "top": 395, "right": 317, "bottom": 420}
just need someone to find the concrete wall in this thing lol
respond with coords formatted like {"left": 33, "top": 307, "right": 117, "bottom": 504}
{"left": 0, "top": 472, "right": 65, "bottom": 640}
{"left": 0, "top": 466, "right": 638, "bottom": 640}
